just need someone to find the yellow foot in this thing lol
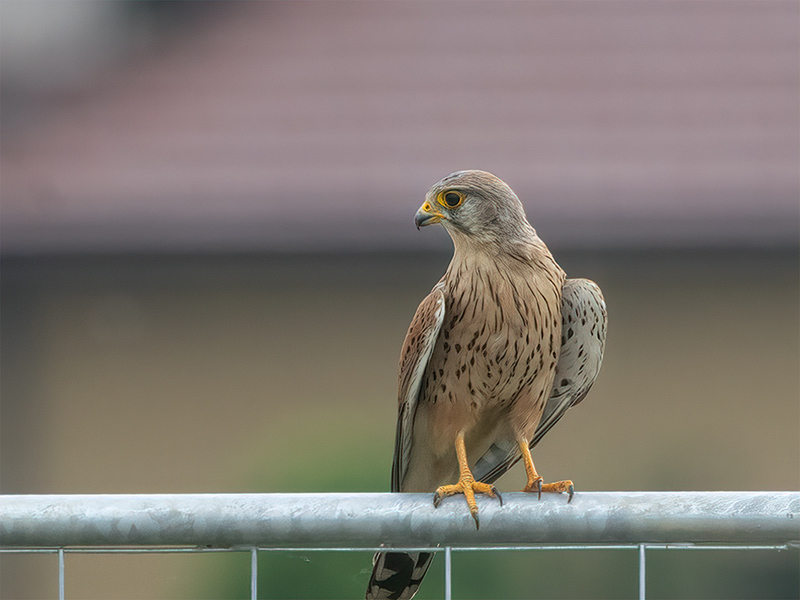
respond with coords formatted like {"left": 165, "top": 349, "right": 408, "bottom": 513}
{"left": 522, "top": 478, "right": 575, "bottom": 503}
{"left": 433, "top": 477, "right": 503, "bottom": 529}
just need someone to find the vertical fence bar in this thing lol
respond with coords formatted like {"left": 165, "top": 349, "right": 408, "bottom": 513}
{"left": 638, "top": 544, "right": 646, "bottom": 600}
{"left": 250, "top": 547, "right": 258, "bottom": 600}
{"left": 58, "top": 548, "right": 65, "bottom": 600}
{"left": 444, "top": 546, "right": 452, "bottom": 600}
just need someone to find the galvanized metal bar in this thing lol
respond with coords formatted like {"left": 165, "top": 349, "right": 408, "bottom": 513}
{"left": 0, "top": 543, "right": 795, "bottom": 554}
{"left": 444, "top": 546, "right": 452, "bottom": 600}
{"left": 250, "top": 547, "right": 258, "bottom": 600}
{"left": 58, "top": 547, "right": 65, "bottom": 600}
{"left": 1, "top": 492, "right": 798, "bottom": 548}
{"left": 638, "top": 544, "right": 646, "bottom": 600}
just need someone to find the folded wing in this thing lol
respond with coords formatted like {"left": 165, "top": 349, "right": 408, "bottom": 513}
{"left": 473, "top": 278, "right": 607, "bottom": 483}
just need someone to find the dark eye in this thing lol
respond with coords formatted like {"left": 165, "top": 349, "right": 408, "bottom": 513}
{"left": 443, "top": 191, "right": 462, "bottom": 207}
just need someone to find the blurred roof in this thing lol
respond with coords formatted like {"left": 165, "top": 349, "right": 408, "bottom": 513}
{"left": 1, "top": 1, "right": 798, "bottom": 253}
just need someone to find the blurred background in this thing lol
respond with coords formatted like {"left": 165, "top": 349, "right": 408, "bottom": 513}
{"left": 1, "top": 1, "right": 797, "bottom": 599}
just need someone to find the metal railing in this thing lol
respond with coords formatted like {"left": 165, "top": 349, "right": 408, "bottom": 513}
{"left": 2, "top": 491, "right": 798, "bottom": 599}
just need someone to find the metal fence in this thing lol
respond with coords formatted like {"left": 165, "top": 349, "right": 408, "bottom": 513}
{"left": 2, "top": 491, "right": 798, "bottom": 600}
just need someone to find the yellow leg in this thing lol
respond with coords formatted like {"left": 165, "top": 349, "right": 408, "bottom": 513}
{"left": 519, "top": 439, "right": 575, "bottom": 502}
{"left": 433, "top": 431, "right": 503, "bottom": 529}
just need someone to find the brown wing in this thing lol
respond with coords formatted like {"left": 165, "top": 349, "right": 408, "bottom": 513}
{"left": 390, "top": 287, "right": 446, "bottom": 492}
{"left": 472, "top": 278, "right": 607, "bottom": 483}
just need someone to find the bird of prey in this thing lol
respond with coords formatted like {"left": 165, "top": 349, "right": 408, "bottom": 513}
{"left": 365, "top": 170, "right": 607, "bottom": 600}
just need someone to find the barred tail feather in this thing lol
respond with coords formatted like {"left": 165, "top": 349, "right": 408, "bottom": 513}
{"left": 365, "top": 551, "right": 434, "bottom": 600}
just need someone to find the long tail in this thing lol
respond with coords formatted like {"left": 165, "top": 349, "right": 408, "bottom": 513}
{"left": 365, "top": 551, "right": 435, "bottom": 600}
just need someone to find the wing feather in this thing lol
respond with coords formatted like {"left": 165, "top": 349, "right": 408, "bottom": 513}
{"left": 531, "top": 278, "right": 607, "bottom": 446}
{"left": 390, "top": 287, "right": 446, "bottom": 492}
{"left": 473, "top": 278, "right": 607, "bottom": 483}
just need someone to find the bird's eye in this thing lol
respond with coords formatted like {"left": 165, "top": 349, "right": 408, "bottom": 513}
{"left": 439, "top": 191, "right": 463, "bottom": 208}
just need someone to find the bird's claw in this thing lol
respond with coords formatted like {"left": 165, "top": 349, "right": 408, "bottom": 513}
{"left": 523, "top": 478, "right": 575, "bottom": 503}
{"left": 522, "top": 476, "right": 543, "bottom": 499}
{"left": 492, "top": 486, "right": 503, "bottom": 507}
{"left": 540, "top": 479, "right": 574, "bottom": 503}
{"left": 433, "top": 477, "right": 502, "bottom": 529}
{"left": 523, "top": 478, "right": 574, "bottom": 502}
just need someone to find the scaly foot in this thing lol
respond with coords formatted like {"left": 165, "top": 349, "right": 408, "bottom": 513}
{"left": 522, "top": 477, "right": 575, "bottom": 502}
{"left": 433, "top": 475, "right": 502, "bottom": 529}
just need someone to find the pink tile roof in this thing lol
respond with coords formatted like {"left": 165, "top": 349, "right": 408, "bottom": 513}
{"left": 2, "top": 1, "right": 798, "bottom": 252}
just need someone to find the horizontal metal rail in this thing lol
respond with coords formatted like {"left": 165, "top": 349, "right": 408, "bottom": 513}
{"left": 1, "top": 491, "right": 798, "bottom": 548}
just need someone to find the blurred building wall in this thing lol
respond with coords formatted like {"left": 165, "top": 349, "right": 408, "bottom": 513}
{"left": 2, "top": 1, "right": 798, "bottom": 253}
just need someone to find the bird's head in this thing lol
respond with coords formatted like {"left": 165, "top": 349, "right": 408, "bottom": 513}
{"left": 414, "top": 170, "right": 535, "bottom": 247}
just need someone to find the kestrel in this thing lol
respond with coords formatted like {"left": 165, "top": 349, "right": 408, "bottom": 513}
{"left": 365, "top": 171, "right": 607, "bottom": 600}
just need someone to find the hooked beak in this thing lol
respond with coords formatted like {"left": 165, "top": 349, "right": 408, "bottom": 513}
{"left": 414, "top": 202, "right": 445, "bottom": 230}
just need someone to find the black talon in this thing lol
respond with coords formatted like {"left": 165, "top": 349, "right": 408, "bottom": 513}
{"left": 471, "top": 511, "right": 480, "bottom": 530}
{"left": 493, "top": 486, "right": 503, "bottom": 507}
{"left": 567, "top": 484, "right": 575, "bottom": 503}
{"left": 536, "top": 479, "right": 542, "bottom": 500}
{"left": 433, "top": 491, "right": 442, "bottom": 508}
